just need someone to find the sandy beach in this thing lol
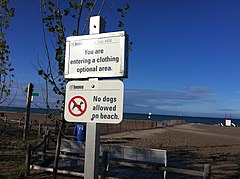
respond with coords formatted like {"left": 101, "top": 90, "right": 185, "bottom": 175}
{"left": 101, "top": 123, "right": 240, "bottom": 178}
{"left": 1, "top": 111, "right": 240, "bottom": 178}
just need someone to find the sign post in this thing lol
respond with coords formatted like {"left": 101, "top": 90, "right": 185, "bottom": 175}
{"left": 85, "top": 16, "right": 104, "bottom": 179}
{"left": 23, "top": 83, "right": 33, "bottom": 140}
{"left": 64, "top": 16, "right": 128, "bottom": 179}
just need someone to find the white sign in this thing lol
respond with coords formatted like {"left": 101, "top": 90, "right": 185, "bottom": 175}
{"left": 64, "top": 80, "right": 124, "bottom": 123}
{"left": 225, "top": 119, "right": 231, "bottom": 127}
{"left": 64, "top": 31, "right": 128, "bottom": 79}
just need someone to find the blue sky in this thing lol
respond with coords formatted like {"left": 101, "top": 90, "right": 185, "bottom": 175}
{"left": 3, "top": 0, "right": 240, "bottom": 118}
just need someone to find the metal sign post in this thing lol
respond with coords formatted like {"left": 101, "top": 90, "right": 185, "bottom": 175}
{"left": 84, "top": 16, "right": 104, "bottom": 179}
{"left": 84, "top": 123, "right": 100, "bottom": 177}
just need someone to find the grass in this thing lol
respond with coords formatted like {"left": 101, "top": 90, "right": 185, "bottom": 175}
{"left": 0, "top": 122, "right": 43, "bottom": 178}
{"left": 235, "top": 155, "right": 240, "bottom": 170}
{"left": 6, "top": 165, "right": 26, "bottom": 179}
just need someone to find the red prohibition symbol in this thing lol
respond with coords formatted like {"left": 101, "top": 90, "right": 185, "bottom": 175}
{"left": 68, "top": 96, "right": 87, "bottom": 117}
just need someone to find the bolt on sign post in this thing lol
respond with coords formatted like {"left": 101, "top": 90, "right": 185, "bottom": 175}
{"left": 64, "top": 16, "right": 128, "bottom": 179}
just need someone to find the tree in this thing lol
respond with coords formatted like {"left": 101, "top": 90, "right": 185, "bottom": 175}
{"left": 0, "top": 0, "right": 14, "bottom": 104}
{"left": 38, "top": 0, "right": 130, "bottom": 112}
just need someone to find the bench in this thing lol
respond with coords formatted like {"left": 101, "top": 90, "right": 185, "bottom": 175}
{"left": 60, "top": 139, "right": 85, "bottom": 155}
{"left": 60, "top": 139, "right": 167, "bottom": 178}
{"left": 100, "top": 145, "right": 167, "bottom": 178}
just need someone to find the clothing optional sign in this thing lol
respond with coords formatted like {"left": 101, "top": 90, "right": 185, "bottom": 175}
{"left": 64, "top": 31, "right": 128, "bottom": 79}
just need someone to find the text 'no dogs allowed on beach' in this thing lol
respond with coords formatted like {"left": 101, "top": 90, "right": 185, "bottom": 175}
{"left": 64, "top": 80, "right": 124, "bottom": 124}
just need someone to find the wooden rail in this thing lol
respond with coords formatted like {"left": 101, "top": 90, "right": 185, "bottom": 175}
{"left": 60, "top": 139, "right": 212, "bottom": 178}
{"left": 0, "top": 116, "right": 50, "bottom": 136}
{"left": 26, "top": 136, "right": 212, "bottom": 178}
{"left": 25, "top": 130, "right": 51, "bottom": 176}
{"left": 30, "top": 164, "right": 84, "bottom": 177}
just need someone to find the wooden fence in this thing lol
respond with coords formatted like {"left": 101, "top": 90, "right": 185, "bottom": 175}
{"left": 25, "top": 136, "right": 211, "bottom": 179}
{"left": 0, "top": 116, "right": 51, "bottom": 136}
{"left": 0, "top": 114, "right": 210, "bottom": 178}
{"left": 25, "top": 130, "right": 52, "bottom": 175}
{"left": 0, "top": 112, "right": 186, "bottom": 136}
{"left": 64, "top": 119, "right": 186, "bottom": 135}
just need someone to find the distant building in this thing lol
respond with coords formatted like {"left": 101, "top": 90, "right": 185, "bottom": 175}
{"left": 225, "top": 113, "right": 232, "bottom": 127}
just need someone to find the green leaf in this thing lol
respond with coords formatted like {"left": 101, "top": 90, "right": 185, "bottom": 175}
{"left": 38, "top": 70, "right": 43, "bottom": 76}
{"left": 125, "top": 4, "right": 130, "bottom": 10}
{"left": 47, "top": 0, "right": 54, "bottom": 7}
{"left": 86, "top": 3, "right": 94, "bottom": 10}
{"left": 55, "top": 54, "right": 61, "bottom": 61}
{"left": 48, "top": 7, "right": 53, "bottom": 12}
{"left": 117, "top": 8, "right": 123, "bottom": 12}
{"left": 64, "top": 8, "right": 70, "bottom": 16}
{"left": 48, "top": 27, "right": 55, "bottom": 32}
{"left": 9, "top": 8, "right": 15, "bottom": 17}
{"left": 41, "top": 2, "right": 46, "bottom": 7}
{"left": 118, "top": 21, "right": 124, "bottom": 28}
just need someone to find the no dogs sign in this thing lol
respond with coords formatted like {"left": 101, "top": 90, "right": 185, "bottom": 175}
{"left": 64, "top": 80, "right": 124, "bottom": 123}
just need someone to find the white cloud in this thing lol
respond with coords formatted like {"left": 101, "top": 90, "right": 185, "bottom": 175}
{"left": 124, "top": 85, "right": 219, "bottom": 116}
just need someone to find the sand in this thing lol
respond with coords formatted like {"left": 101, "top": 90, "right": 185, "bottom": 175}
{"left": 101, "top": 124, "right": 240, "bottom": 178}
{"left": 1, "top": 111, "right": 240, "bottom": 178}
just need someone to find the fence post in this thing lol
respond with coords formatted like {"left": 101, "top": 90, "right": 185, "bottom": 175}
{"left": 42, "top": 135, "right": 47, "bottom": 160}
{"left": 203, "top": 164, "right": 211, "bottom": 179}
{"left": 25, "top": 143, "right": 32, "bottom": 176}
{"left": 29, "top": 121, "right": 32, "bottom": 131}
{"left": 45, "top": 127, "right": 48, "bottom": 135}
{"left": 18, "top": 118, "right": 21, "bottom": 126}
{"left": 38, "top": 123, "right": 42, "bottom": 136}
{"left": 55, "top": 120, "right": 59, "bottom": 136}
{"left": 101, "top": 151, "right": 108, "bottom": 179}
{"left": 53, "top": 116, "right": 65, "bottom": 179}
{"left": 46, "top": 130, "right": 50, "bottom": 148}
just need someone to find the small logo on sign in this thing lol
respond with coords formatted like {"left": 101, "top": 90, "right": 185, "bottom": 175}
{"left": 70, "top": 85, "right": 84, "bottom": 90}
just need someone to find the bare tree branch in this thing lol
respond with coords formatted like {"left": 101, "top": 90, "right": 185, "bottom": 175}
{"left": 98, "top": 0, "right": 106, "bottom": 15}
